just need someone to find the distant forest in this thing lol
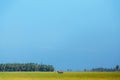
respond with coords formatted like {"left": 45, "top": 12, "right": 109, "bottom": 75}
{"left": 84, "top": 65, "right": 120, "bottom": 72}
{"left": 0, "top": 63, "right": 54, "bottom": 72}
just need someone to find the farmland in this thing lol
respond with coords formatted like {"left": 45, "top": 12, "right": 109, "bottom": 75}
{"left": 0, "top": 72, "right": 120, "bottom": 80}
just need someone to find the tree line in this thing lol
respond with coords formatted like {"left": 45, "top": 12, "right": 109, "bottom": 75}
{"left": 0, "top": 63, "right": 54, "bottom": 72}
{"left": 84, "top": 65, "right": 120, "bottom": 72}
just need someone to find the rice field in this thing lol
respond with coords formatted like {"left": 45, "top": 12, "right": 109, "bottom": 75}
{"left": 0, "top": 72, "right": 120, "bottom": 80}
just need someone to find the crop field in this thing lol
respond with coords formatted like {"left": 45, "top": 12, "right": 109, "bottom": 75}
{"left": 0, "top": 72, "right": 120, "bottom": 80}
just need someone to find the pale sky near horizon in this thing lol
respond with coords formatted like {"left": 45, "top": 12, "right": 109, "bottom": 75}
{"left": 0, "top": 0, "right": 120, "bottom": 71}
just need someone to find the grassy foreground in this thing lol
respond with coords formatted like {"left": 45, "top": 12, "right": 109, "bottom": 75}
{"left": 0, "top": 72, "right": 120, "bottom": 80}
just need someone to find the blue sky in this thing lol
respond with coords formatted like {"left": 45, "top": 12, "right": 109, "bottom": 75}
{"left": 0, "top": 0, "right": 120, "bottom": 71}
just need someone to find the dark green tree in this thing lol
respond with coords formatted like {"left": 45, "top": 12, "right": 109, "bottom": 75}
{"left": 115, "top": 65, "right": 119, "bottom": 71}
{"left": 0, "top": 63, "right": 54, "bottom": 72}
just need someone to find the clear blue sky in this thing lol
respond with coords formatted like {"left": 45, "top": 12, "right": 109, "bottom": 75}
{"left": 0, "top": 0, "right": 120, "bottom": 71}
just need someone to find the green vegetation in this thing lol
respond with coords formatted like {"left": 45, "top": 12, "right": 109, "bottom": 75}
{"left": 0, "top": 72, "right": 120, "bottom": 80}
{"left": 0, "top": 63, "right": 54, "bottom": 72}
{"left": 87, "top": 65, "right": 120, "bottom": 72}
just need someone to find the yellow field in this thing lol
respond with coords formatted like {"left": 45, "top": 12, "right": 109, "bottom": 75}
{"left": 0, "top": 72, "right": 120, "bottom": 80}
